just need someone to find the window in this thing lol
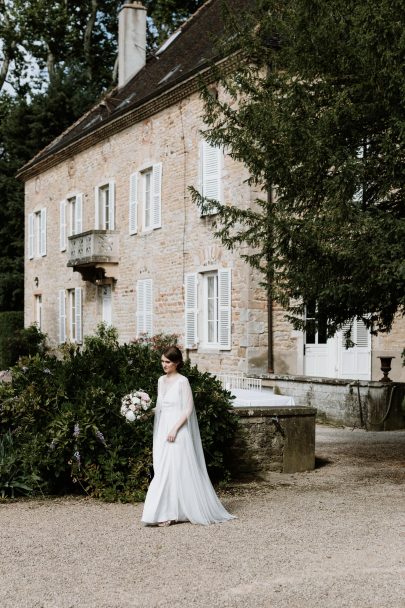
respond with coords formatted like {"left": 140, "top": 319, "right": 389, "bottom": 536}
{"left": 304, "top": 302, "right": 327, "bottom": 346}
{"left": 101, "top": 285, "right": 112, "bottom": 326}
{"left": 185, "top": 268, "right": 231, "bottom": 350}
{"left": 35, "top": 295, "right": 42, "bottom": 330}
{"left": 95, "top": 182, "right": 115, "bottom": 230}
{"left": 58, "top": 288, "right": 82, "bottom": 344}
{"left": 129, "top": 164, "right": 162, "bottom": 234}
{"left": 136, "top": 278, "right": 153, "bottom": 336}
{"left": 28, "top": 209, "right": 46, "bottom": 259}
{"left": 60, "top": 194, "right": 83, "bottom": 251}
{"left": 200, "top": 140, "right": 222, "bottom": 214}
{"left": 205, "top": 272, "right": 219, "bottom": 345}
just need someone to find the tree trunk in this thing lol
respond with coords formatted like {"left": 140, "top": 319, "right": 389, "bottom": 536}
{"left": 0, "top": 1, "right": 16, "bottom": 93}
{"left": 46, "top": 45, "right": 56, "bottom": 84}
{"left": 83, "top": 0, "right": 99, "bottom": 81}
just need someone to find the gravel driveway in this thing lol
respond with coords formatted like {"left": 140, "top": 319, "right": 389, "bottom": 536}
{"left": 1, "top": 425, "right": 404, "bottom": 608}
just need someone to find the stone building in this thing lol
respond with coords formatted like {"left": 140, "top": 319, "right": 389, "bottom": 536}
{"left": 18, "top": 0, "right": 405, "bottom": 387}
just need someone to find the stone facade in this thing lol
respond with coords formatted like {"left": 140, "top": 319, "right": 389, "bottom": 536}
{"left": 24, "top": 93, "right": 269, "bottom": 375}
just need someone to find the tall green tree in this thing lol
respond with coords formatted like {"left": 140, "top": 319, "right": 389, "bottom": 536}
{"left": 192, "top": 0, "right": 405, "bottom": 337}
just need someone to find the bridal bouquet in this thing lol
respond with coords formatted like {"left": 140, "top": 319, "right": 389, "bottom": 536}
{"left": 120, "top": 390, "right": 151, "bottom": 423}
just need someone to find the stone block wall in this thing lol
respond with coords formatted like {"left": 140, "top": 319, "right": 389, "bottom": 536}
{"left": 261, "top": 376, "right": 405, "bottom": 430}
{"left": 229, "top": 406, "right": 316, "bottom": 477}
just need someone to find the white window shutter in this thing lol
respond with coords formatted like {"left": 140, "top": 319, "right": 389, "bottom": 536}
{"left": 58, "top": 290, "right": 66, "bottom": 344}
{"left": 201, "top": 140, "right": 221, "bottom": 203}
{"left": 129, "top": 172, "right": 138, "bottom": 235}
{"left": 28, "top": 213, "right": 34, "bottom": 259}
{"left": 185, "top": 273, "right": 198, "bottom": 349}
{"left": 152, "top": 163, "right": 162, "bottom": 229}
{"left": 218, "top": 268, "right": 231, "bottom": 350}
{"left": 59, "top": 201, "right": 67, "bottom": 251}
{"left": 40, "top": 208, "right": 47, "bottom": 256}
{"left": 75, "top": 287, "right": 83, "bottom": 343}
{"left": 355, "top": 318, "right": 370, "bottom": 348}
{"left": 136, "top": 280, "right": 145, "bottom": 335}
{"left": 137, "top": 279, "right": 153, "bottom": 336}
{"left": 144, "top": 278, "right": 153, "bottom": 336}
{"left": 338, "top": 317, "right": 371, "bottom": 380}
{"left": 94, "top": 186, "right": 100, "bottom": 229}
{"left": 75, "top": 193, "right": 83, "bottom": 235}
{"left": 109, "top": 181, "right": 115, "bottom": 230}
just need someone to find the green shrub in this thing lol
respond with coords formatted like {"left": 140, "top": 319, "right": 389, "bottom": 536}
{"left": 0, "top": 311, "right": 24, "bottom": 369}
{"left": 0, "top": 430, "right": 42, "bottom": 498}
{"left": 0, "top": 325, "right": 238, "bottom": 501}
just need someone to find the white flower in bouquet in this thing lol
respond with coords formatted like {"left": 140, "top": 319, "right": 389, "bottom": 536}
{"left": 125, "top": 410, "right": 136, "bottom": 422}
{"left": 120, "top": 389, "right": 152, "bottom": 423}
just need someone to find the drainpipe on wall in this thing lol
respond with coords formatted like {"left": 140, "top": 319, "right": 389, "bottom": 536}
{"left": 267, "top": 184, "right": 274, "bottom": 374}
{"left": 118, "top": 1, "right": 147, "bottom": 89}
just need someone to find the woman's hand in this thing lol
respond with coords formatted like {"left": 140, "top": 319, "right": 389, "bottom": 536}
{"left": 167, "top": 427, "right": 178, "bottom": 443}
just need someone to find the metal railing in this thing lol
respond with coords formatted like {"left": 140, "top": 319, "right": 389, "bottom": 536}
{"left": 215, "top": 372, "right": 262, "bottom": 391}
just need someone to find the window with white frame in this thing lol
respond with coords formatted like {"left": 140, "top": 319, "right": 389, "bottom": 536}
{"left": 35, "top": 294, "right": 42, "bottom": 329}
{"left": 28, "top": 208, "right": 47, "bottom": 259}
{"left": 200, "top": 140, "right": 222, "bottom": 215}
{"left": 60, "top": 194, "right": 83, "bottom": 251}
{"left": 136, "top": 278, "right": 153, "bottom": 336}
{"left": 58, "top": 287, "right": 82, "bottom": 344}
{"left": 129, "top": 164, "right": 162, "bottom": 234}
{"left": 95, "top": 181, "right": 115, "bottom": 230}
{"left": 101, "top": 285, "right": 112, "bottom": 326}
{"left": 185, "top": 268, "right": 231, "bottom": 350}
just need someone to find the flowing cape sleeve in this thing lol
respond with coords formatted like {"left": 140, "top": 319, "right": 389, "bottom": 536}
{"left": 180, "top": 376, "right": 207, "bottom": 471}
{"left": 152, "top": 376, "right": 163, "bottom": 459}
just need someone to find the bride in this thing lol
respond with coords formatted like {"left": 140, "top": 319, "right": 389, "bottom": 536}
{"left": 141, "top": 346, "right": 235, "bottom": 526}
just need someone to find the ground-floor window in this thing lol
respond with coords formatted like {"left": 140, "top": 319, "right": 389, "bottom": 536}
{"left": 100, "top": 285, "right": 112, "bottom": 326}
{"left": 35, "top": 294, "right": 42, "bottom": 330}
{"left": 58, "top": 288, "right": 82, "bottom": 344}
{"left": 185, "top": 268, "right": 231, "bottom": 350}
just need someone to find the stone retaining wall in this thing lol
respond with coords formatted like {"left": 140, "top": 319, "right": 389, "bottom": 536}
{"left": 258, "top": 376, "right": 405, "bottom": 430}
{"left": 230, "top": 406, "right": 316, "bottom": 478}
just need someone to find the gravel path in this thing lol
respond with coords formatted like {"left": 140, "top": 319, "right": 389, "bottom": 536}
{"left": 1, "top": 425, "right": 404, "bottom": 608}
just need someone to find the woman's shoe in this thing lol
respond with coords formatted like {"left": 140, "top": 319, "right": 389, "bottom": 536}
{"left": 157, "top": 520, "right": 172, "bottom": 527}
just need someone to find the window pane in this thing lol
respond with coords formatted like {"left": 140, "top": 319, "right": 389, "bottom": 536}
{"left": 208, "top": 320, "right": 214, "bottom": 342}
{"left": 104, "top": 188, "right": 110, "bottom": 229}
{"left": 70, "top": 290, "right": 76, "bottom": 340}
{"left": 144, "top": 171, "right": 151, "bottom": 228}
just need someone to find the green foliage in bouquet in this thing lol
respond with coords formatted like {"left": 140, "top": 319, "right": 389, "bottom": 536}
{"left": 0, "top": 325, "right": 238, "bottom": 501}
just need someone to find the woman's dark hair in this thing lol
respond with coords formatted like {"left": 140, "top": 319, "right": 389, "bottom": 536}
{"left": 162, "top": 345, "right": 184, "bottom": 370}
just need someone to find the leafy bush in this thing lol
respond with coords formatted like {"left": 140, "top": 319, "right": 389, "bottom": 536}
{"left": 0, "top": 325, "right": 238, "bottom": 501}
{"left": 0, "top": 430, "right": 42, "bottom": 498}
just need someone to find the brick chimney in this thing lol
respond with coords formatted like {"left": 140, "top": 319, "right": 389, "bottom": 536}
{"left": 118, "top": 1, "right": 147, "bottom": 88}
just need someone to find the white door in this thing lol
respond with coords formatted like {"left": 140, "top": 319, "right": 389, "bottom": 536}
{"left": 303, "top": 304, "right": 339, "bottom": 378}
{"left": 337, "top": 318, "right": 371, "bottom": 380}
{"left": 304, "top": 304, "right": 332, "bottom": 377}
{"left": 102, "top": 285, "right": 112, "bottom": 326}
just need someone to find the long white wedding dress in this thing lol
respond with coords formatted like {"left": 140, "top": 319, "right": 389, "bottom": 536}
{"left": 141, "top": 374, "right": 235, "bottom": 526}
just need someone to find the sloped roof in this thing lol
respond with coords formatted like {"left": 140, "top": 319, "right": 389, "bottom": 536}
{"left": 18, "top": 0, "right": 250, "bottom": 180}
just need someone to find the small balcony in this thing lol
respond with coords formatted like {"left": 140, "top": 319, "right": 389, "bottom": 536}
{"left": 67, "top": 230, "right": 119, "bottom": 283}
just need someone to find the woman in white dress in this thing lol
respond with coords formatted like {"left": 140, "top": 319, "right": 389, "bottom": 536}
{"left": 141, "top": 346, "right": 235, "bottom": 526}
